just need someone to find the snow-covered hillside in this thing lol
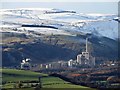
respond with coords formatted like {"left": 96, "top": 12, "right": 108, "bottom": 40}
{"left": 0, "top": 8, "right": 118, "bottom": 40}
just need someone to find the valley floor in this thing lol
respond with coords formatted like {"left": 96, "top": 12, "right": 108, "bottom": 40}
{"left": 0, "top": 68, "right": 94, "bottom": 90}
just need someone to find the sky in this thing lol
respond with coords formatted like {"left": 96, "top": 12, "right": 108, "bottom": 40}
{"left": 1, "top": 2, "right": 118, "bottom": 14}
{"left": 1, "top": 0, "right": 119, "bottom": 2}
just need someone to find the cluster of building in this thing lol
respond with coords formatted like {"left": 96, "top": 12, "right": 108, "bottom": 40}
{"left": 39, "top": 61, "right": 68, "bottom": 69}
{"left": 68, "top": 38, "right": 95, "bottom": 67}
{"left": 39, "top": 38, "right": 96, "bottom": 69}
{"left": 21, "top": 38, "right": 96, "bottom": 70}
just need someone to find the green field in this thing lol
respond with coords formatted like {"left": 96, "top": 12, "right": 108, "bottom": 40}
{"left": 2, "top": 68, "right": 47, "bottom": 76}
{"left": 1, "top": 68, "right": 94, "bottom": 89}
{"left": 42, "top": 77, "right": 68, "bottom": 85}
{"left": 41, "top": 77, "right": 90, "bottom": 88}
{"left": 1, "top": 68, "right": 47, "bottom": 82}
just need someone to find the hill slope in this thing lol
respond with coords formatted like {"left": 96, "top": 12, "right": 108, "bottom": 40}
{"left": 2, "top": 32, "right": 118, "bottom": 66}
{"left": 0, "top": 8, "right": 118, "bottom": 66}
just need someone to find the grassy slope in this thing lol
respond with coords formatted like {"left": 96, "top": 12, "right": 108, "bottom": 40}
{"left": 41, "top": 77, "right": 92, "bottom": 89}
{"left": 1, "top": 69, "right": 94, "bottom": 89}
{"left": 1, "top": 68, "right": 47, "bottom": 82}
{"left": 2, "top": 69, "right": 47, "bottom": 76}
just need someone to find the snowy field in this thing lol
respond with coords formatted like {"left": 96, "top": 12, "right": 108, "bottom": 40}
{"left": 0, "top": 8, "right": 118, "bottom": 39}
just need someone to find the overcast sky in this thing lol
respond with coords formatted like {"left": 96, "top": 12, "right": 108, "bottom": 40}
{"left": 1, "top": 0, "right": 119, "bottom": 2}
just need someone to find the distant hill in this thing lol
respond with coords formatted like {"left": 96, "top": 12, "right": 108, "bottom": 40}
{"left": 2, "top": 32, "right": 118, "bottom": 67}
{"left": 0, "top": 8, "right": 118, "bottom": 67}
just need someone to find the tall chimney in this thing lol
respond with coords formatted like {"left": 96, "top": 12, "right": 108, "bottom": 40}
{"left": 86, "top": 38, "right": 88, "bottom": 52}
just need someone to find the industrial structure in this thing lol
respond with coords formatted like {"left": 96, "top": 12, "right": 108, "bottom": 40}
{"left": 25, "top": 38, "right": 95, "bottom": 70}
{"left": 76, "top": 38, "right": 95, "bottom": 67}
{"left": 68, "top": 59, "right": 74, "bottom": 67}
{"left": 21, "top": 58, "right": 31, "bottom": 70}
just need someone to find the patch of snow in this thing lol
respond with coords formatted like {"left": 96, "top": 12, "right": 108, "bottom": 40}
{"left": 0, "top": 8, "right": 118, "bottom": 40}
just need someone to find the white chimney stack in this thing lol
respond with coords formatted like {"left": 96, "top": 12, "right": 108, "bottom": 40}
{"left": 86, "top": 38, "right": 88, "bottom": 52}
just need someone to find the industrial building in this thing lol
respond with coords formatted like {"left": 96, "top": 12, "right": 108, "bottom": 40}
{"left": 21, "top": 58, "right": 31, "bottom": 70}
{"left": 68, "top": 59, "right": 73, "bottom": 67}
{"left": 76, "top": 38, "right": 95, "bottom": 67}
{"left": 37, "top": 38, "right": 95, "bottom": 70}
